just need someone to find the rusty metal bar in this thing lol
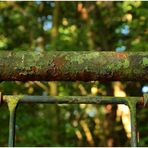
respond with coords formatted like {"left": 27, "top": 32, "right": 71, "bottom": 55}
{"left": 0, "top": 51, "right": 147, "bottom": 81}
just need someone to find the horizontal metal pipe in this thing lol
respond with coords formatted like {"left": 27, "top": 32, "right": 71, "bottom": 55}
{"left": 3, "top": 95, "right": 141, "bottom": 105}
{"left": 0, "top": 51, "right": 147, "bottom": 81}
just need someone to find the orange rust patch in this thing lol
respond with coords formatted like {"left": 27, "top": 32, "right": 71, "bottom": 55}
{"left": 116, "top": 52, "right": 127, "bottom": 59}
{"left": 30, "top": 66, "right": 37, "bottom": 72}
{"left": 52, "top": 55, "right": 66, "bottom": 69}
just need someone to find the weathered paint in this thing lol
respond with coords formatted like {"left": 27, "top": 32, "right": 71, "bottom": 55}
{"left": 3, "top": 95, "right": 142, "bottom": 105}
{"left": 0, "top": 51, "right": 147, "bottom": 81}
{"left": 1, "top": 95, "right": 145, "bottom": 147}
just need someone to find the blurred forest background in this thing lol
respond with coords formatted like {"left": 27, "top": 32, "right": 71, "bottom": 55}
{"left": 0, "top": 1, "right": 148, "bottom": 147}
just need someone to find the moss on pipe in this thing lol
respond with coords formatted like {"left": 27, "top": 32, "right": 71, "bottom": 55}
{"left": 0, "top": 51, "right": 147, "bottom": 81}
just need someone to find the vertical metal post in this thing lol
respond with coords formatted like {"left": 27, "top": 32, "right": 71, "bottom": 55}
{"left": 6, "top": 97, "right": 20, "bottom": 147}
{"left": 129, "top": 102, "right": 137, "bottom": 147}
{"left": 8, "top": 107, "right": 16, "bottom": 147}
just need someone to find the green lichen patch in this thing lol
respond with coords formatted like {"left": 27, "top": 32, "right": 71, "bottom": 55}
{"left": 123, "top": 59, "right": 129, "bottom": 68}
{"left": 5, "top": 96, "right": 24, "bottom": 112}
{"left": 143, "top": 57, "right": 148, "bottom": 66}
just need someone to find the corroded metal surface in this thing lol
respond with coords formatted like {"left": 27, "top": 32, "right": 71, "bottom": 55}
{"left": 2, "top": 95, "right": 142, "bottom": 105}
{"left": 0, "top": 51, "right": 147, "bottom": 81}
{"left": 2, "top": 95, "right": 143, "bottom": 147}
{"left": 0, "top": 51, "right": 147, "bottom": 147}
{"left": 2, "top": 94, "right": 147, "bottom": 147}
